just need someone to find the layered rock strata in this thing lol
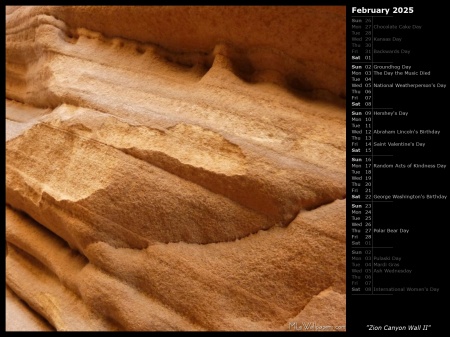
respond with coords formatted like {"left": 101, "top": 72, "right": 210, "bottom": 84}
{"left": 6, "top": 6, "right": 346, "bottom": 331}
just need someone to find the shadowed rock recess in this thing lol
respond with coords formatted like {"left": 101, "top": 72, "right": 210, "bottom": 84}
{"left": 6, "top": 6, "right": 346, "bottom": 331}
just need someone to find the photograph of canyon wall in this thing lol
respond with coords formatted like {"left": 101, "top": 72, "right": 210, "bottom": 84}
{"left": 5, "top": 6, "right": 346, "bottom": 331}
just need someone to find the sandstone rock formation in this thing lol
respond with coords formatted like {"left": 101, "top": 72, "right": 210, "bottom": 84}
{"left": 5, "top": 6, "right": 346, "bottom": 331}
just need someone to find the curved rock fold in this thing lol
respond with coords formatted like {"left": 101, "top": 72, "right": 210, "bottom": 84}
{"left": 6, "top": 6, "right": 346, "bottom": 331}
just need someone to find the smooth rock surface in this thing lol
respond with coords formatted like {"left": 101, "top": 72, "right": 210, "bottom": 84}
{"left": 6, "top": 286, "right": 54, "bottom": 331}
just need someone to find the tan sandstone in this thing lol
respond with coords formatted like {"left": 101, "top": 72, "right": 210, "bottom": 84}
{"left": 6, "top": 6, "right": 346, "bottom": 331}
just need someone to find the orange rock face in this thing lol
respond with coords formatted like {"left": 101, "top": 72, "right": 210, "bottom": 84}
{"left": 6, "top": 6, "right": 346, "bottom": 331}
